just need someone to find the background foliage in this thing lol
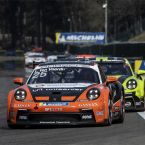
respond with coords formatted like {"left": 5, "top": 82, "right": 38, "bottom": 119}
{"left": 0, "top": 0, "right": 145, "bottom": 50}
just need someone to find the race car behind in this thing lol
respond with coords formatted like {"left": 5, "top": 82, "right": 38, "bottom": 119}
{"left": 25, "top": 52, "right": 46, "bottom": 67}
{"left": 96, "top": 57, "right": 145, "bottom": 111}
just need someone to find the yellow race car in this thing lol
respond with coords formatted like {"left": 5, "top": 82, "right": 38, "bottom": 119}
{"left": 96, "top": 57, "right": 145, "bottom": 111}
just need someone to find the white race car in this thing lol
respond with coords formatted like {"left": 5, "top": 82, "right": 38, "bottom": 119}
{"left": 25, "top": 52, "right": 46, "bottom": 66}
{"left": 47, "top": 55, "right": 58, "bottom": 62}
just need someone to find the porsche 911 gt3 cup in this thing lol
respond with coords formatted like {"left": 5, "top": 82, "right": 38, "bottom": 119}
{"left": 7, "top": 60, "right": 125, "bottom": 128}
{"left": 96, "top": 57, "right": 145, "bottom": 111}
{"left": 25, "top": 52, "right": 46, "bottom": 67}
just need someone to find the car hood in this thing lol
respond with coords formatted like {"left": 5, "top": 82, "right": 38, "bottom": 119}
{"left": 28, "top": 83, "right": 94, "bottom": 102}
{"left": 117, "top": 75, "right": 131, "bottom": 84}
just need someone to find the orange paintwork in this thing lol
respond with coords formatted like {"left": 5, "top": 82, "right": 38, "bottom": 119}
{"left": 61, "top": 96, "right": 76, "bottom": 101}
{"left": 107, "top": 76, "right": 118, "bottom": 83}
{"left": 35, "top": 96, "right": 49, "bottom": 101}
{"left": 7, "top": 82, "right": 122, "bottom": 125}
{"left": 13, "top": 77, "right": 24, "bottom": 85}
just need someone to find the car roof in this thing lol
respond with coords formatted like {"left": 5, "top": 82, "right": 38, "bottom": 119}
{"left": 96, "top": 57, "right": 127, "bottom": 63}
{"left": 39, "top": 60, "right": 98, "bottom": 67}
{"left": 33, "top": 61, "right": 100, "bottom": 76}
{"left": 25, "top": 52, "right": 44, "bottom": 56}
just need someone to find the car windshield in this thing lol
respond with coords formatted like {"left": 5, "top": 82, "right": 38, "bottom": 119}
{"left": 101, "top": 63, "right": 132, "bottom": 76}
{"left": 27, "top": 66, "right": 100, "bottom": 84}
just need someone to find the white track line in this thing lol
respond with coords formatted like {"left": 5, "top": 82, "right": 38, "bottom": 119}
{"left": 137, "top": 112, "right": 145, "bottom": 120}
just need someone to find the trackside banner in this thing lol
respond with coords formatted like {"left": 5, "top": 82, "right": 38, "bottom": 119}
{"left": 55, "top": 32, "right": 105, "bottom": 44}
{"left": 135, "top": 60, "right": 145, "bottom": 74}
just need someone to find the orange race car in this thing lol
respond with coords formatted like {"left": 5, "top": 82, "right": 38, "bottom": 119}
{"left": 7, "top": 61, "right": 125, "bottom": 128}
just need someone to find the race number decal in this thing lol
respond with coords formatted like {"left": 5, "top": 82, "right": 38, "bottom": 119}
{"left": 32, "top": 71, "right": 40, "bottom": 79}
{"left": 40, "top": 69, "right": 47, "bottom": 77}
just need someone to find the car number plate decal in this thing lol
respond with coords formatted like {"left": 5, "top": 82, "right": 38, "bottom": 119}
{"left": 39, "top": 102, "right": 69, "bottom": 106}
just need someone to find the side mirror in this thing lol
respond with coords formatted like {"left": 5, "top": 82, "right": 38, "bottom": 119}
{"left": 13, "top": 77, "right": 24, "bottom": 86}
{"left": 106, "top": 76, "right": 117, "bottom": 83}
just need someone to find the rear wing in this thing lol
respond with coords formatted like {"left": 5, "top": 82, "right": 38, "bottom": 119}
{"left": 95, "top": 57, "right": 125, "bottom": 64}
{"left": 56, "top": 56, "right": 125, "bottom": 64}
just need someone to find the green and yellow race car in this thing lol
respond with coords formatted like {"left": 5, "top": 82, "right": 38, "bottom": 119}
{"left": 96, "top": 57, "right": 145, "bottom": 111}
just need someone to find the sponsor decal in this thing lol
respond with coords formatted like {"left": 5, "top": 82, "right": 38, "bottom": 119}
{"left": 96, "top": 111, "right": 104, "bottom": 116}
{"left": 125, "top": 102, "right": 131, "bottom": 107}
{"left": 55, "top": 32, "right": 105, "bottom": 44}
{"left": 125, "top": 96, "right": 133, "bottom": 99}
{"left": 45, "top": 108, "right": 62, "bottom": 112}
{"left": 79, "top": 103, "right": 97, "bottom": 107}
{"left": 39, "top": 102, "right": 69, "bottom": 106}
{"left": 14, "top": 104, "right": 31, "bottom": 108}
{"left": 40, "top": 64, "right": 86, "bottom": 69}
{"left": 32, "top": 88, "right": 43, "bottom": 92}
{"left": 78, "top": 99, "right": 88, "bottom": 102}
{"left": 81, "top": 115, "right": 92, "bottom": 120}
{"left": 40, "top": 121, "right": 71, "bottom": 124}
{"left": 32, "top": 88, "right": 83, "bottom": 92}
{"left": 19, "top": 116, "right": 28, "bottom": 120}
{"left": 48, "top": 68, "right": 65, "bottom": 71}
{"left": 114, "top": 106, "right": 120, "bottom": 110}
{"left": 29, "top": 83, "right": 91, "bottom": 89}
{"left": 114, "top": 112, "right": 119, "bottom": 117}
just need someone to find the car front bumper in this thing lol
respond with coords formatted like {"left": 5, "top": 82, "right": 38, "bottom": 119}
{"left": 9, "top": 109, "right": 98, "bottom": 126}
{"left": 125, "top": 92, "right": 144, "bottom": 110}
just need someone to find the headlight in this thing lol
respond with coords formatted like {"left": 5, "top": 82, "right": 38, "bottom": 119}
{"left": 15, "top": 89, "right": 27, "bottom": 101}
{"left": 126, "top": 79, "right": 137, "bottom": 90}
{"left": 87, "top": 88, "right": 100, "bottom": 100}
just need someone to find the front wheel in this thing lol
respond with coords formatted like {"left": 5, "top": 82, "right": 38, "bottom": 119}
{"left": 117, "top": 95, "right": 125, "bottom": 123}
{"left": 105, "top": 98, "right": 113, "bottom": 126}
{"left": 7, "top": 121, "right": 24, "bottom": 129}
{"left": 141, "top": 96, "right": 145, "bottom": 111}
{"left": 7, "top": 123, "right": 18, "bottom": 129}
{"left": 137, "top": 97, "right": 145, "bottom": 112}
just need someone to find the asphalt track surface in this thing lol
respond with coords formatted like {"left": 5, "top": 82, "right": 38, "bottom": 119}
{"left": 0, "top": 70, "right": 145, "bottom": 145}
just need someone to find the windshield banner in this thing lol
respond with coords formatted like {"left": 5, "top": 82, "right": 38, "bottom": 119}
{"left": 55, "top": 32, "right": 105, "bottom": 44}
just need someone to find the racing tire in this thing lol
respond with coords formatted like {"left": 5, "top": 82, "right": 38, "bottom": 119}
{"left": 138, "top": 97, "right": 145, "bottom": 112}
{"left": 117, "top": 92, "right": 125, "bottom": 123}
{"left": 141, "top": 96, "right": 145, "bottom": 111}
{"left": 144, "top": 96, "right": 145, "bottom": 111}
{"left": 139, "top": 83, "right": 145, "bottom": 111}
{"left": 8, "top": 123, "right": 18, "bottom": 129}
{"left": 7, "top": 121, "right": 24, "bottom": 129}
{"left": 105, "top": 98, "right": 113, "bottom": 126}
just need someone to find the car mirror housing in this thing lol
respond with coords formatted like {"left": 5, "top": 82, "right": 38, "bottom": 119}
{"left": 13, "top": 77, "right": 24, "bottom": 86}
